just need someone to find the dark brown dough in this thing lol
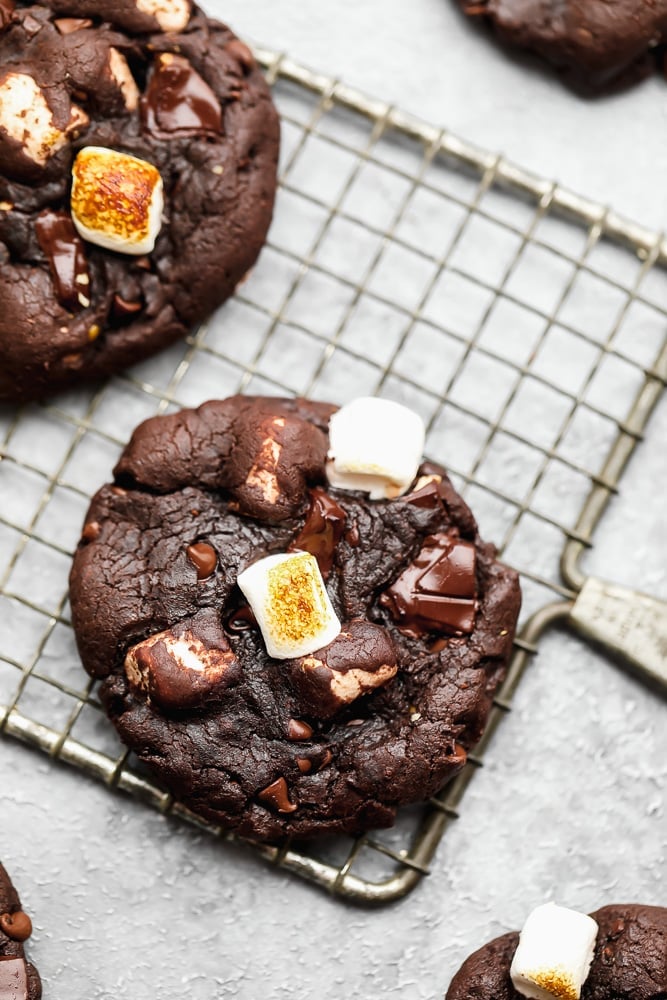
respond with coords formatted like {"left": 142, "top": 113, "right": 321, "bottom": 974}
{"left": 69, "top": 395, "right": 522, "bottom": 843}
{"left": 457, "top": 1, "right": 667, "bottom": 92}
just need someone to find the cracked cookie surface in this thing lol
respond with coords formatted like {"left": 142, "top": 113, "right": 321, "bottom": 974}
{"left": 69, "top": 395, "right": 521, "bottom": 842}
{"left": 0, "top": 2, "right": 279, "bottom": 401}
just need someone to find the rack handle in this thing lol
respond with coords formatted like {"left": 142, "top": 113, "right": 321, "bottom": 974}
{"left": 568, "top": 577, "right": 667, "bottom": 694}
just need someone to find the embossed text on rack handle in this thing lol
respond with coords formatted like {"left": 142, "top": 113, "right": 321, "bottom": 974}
{"left": 568, "top": 578, "right": 667, "bottom": 694}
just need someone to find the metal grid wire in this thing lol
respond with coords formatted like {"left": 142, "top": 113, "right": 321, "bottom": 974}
{"left": 1, "top": 48, "right": 666, "bottom": 903}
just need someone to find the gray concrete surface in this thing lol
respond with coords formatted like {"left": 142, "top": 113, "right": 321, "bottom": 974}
{"left": 1, "top": 2, "right": 666, "bottom": 997}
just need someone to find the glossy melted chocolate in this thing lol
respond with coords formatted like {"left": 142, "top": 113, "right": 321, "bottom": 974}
{"left": 381, "top": 532, "right": 477, "bottom": 636}
{"left": 142, "top": 54, "right": 222, "bottom": 135}
{"left": 35, "top": 210, "right": 90, "bottom": 312}
{"left": 289, "top": 488, "right": 347, "bottom": 576}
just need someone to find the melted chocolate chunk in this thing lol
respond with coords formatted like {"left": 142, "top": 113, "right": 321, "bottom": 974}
{"left": 0, "top": 957, "right": 28, "bottom": 1000}
{"left": 381, "top": 532, "right": 477, "bottom": 636}
{"left": 258, "top": 777, "right": 297, "bottom": 814}
{"left": 142, "top": 53, "right": 223, "bottom": 136}
{"left": 290, "top": 488, "right": 347, "bottom": 577}
{"left": 186, "top": 542, "right": 217, "bottom": 580}
{"left": 226, "top": 604, "right": 257, "bottom": 633}
{"left": 35, "top": 210, "right": 90, "bottom": 313}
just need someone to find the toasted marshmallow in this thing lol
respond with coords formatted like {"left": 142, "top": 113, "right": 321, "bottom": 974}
{"left": 510, "top": 903, "right": 599, "bottom": 1000}
{"left": 71, "top": 146, "right": 164, "bottom": 255}
{"left": 108, "top": 48, "right": 140, "bottom": 112}
{"left": 0, "top": 72, "right": 88, "bottom": 167}
{"left": 237, "top": 552, "right": 341, "bottom": 660}
{"left": 327, "top": 397, "right": 425, "bottom": 500}
{"left": 136, "top": 0, "right": 191, "bottom": 32}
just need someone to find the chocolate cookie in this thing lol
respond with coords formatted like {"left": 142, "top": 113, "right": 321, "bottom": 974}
{"left": 447, "top": 903, "right": 667, "bottom": 1000}
{"left": 69, "top": 395, "right": 521, "bottom": 842}
{"left": 0, "top": 2, "right": 279, "bottom": 401}
{"left": 458, "top": 1, "right": 667, "bottom": 91}
{"left": 0, "top": 863, "right": 41, "bottom": 1000}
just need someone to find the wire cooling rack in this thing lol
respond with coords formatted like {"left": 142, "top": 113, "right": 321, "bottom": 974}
{"left": 1, "top": 48, "right": 666, "bottom": 905}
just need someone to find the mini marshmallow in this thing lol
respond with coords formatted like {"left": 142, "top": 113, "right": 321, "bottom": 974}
{"left": 510, "top": 903, "right": 599, "bottom": 1000}
{"left": 71, "top": 146, "right": 164, "bottom": 255}
{"left": 327, "top": 397, "right": 425, "bottom": 500}
{"left": 237, "top": 552, "right": 341, "bottom": 660}
{"left": 136, "top": 0, "right": 191, "bottom": 32}
{"left": 0, "top": 72, "right": 88, "bottom": 167}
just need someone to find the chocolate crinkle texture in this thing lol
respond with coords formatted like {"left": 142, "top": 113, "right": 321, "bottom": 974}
{"left": 69, "top": 396, "right": 521, "bottom": 842}
{"left": 0, "top": 863, "right": 42, "bottom": 1000}
{"left": 446, "top": 903, "right": 667, "bottom": 1000}
{"left": 457, "top": 1, "right": 667, "bottom": 92}
{"left": 0, "top": 1, "right": 279, "bottom": 401}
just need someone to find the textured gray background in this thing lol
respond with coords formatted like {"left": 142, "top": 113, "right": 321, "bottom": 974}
{"left": 2, "top": 1, "right": 666, "bottom": 997}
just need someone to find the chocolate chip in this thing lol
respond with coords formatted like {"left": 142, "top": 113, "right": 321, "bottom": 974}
{"left": 0, "top": 910, "right": 32, "bottom": 942}
{"left": 287, "top": 719, "right": 313, "bottom": 741}
{"left": 54, "top": 17, "right": 93, "bottom": 34}
{"left": 112, "top": 294, "right": 143, "bottom": 322}
{"left": 258, "top": 777, "right": 297, "bottom": 814}
{"left": 296, "top": 757, "right": 312, "bottom": 774}
{"left": 81, "top": 520, "right": 100, "bottom": 543}
{"left": 186, "top": 542, "right": 217, "bottom": 580}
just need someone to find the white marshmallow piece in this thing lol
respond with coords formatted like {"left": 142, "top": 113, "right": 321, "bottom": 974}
{"left": 237, "top": 552, "right": 341, "bottom": 660}
{"left": 0, "top": 72, "right": 89, "bottom": 167}
{"left": 108, "top": 48, "right": 140, "bottom": 112}
{"left": 71, "top": 146, "right": 164, "bottom": 255}
{"left": 510, "top": 903, "right": 599, "bottom": 1000}
{"left": 136, "top": 0, "right": 191, "bottom": 32}
{"left": 327, "top": 397, "right": 425, "bottom": 500}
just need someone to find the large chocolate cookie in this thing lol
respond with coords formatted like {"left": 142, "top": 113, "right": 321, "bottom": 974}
{"left": 447, "top": 904, "right": 667, "bottom": 1000}
{"left": 0, "top": 863, "right": 41, "bottom": 1000}
{"left": 69, "top": 395, "right": 521, "bottom": 842}
{"left": 0, "top": 2, "right": 279, "bottom": 401}
{"left": 458, "top": 1, "right": 667, "bottom": 91}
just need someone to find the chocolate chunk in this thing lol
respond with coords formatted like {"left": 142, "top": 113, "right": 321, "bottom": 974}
{"left": 111, "top": 294, "right": 143, "bottom": 322}
{"left": 0, "top": 957, "right": 28, "bottom": 999}
{"left": 142, "top": 53, "right": 223, "bottom": 136}
{"left": 34, "top": 210, "right": 91, "bottom": 313}
{"left": 290, "top": 488, "right": 347, "bottom": 577}
{"left": 289, "top": 620, "right": 398, "bottom": 719}
{"left": 226, "top": 604, "right": 257, "bottom": 633}
{"left": 296, "top": 757, "right": 312, "bottom": 774}
{"left": 81, "top": 520, "right": 100, "bottom": 543}
{"left": 186, "top": 542, "right": 217, "bottom": 580}
{"left": 381, "top": 533, "right": 477, "bottom": 636}
{"left": 258, "top": 777, "right": 297, "bottom": 814}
